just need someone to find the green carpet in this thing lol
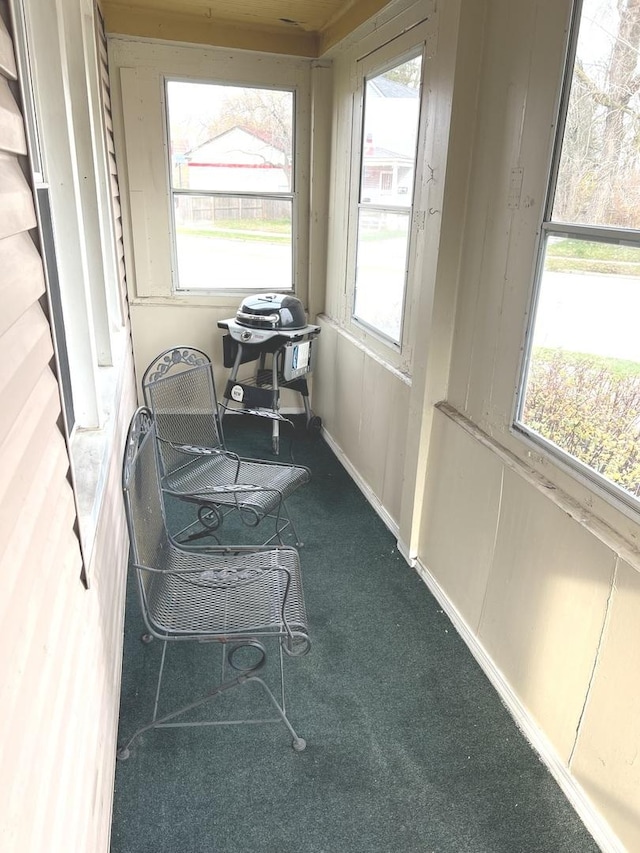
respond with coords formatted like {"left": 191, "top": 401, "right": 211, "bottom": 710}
{"left": 111, "top": 417, "right": 599, "bottom": 853}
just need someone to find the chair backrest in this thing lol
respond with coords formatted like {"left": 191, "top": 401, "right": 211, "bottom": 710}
{"left": 122, "top": 407, "right": 170, "bottom": 589}
{"left": 142, "top": 347, "right": 225, "bottom": 477}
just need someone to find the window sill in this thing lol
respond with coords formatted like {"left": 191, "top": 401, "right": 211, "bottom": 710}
{"left": 437, "top": 401, "right": 640, "bottom": 569}
{"left": 69, "top": 328, "right": 130, "bottom": 569}
{"left": 318, "top": 313, "right": 412, "bottom": 385}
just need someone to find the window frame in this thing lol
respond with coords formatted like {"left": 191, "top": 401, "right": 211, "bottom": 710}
{"left": 163, "top": 75, "right": 300, "bottom": 297}
{"left": 10, "top": 0, "right": 131, "bottom": 572}
{"left": 514, "top": 0, "right": 640, "bottom": 515}
{"left": 345, "top": 28, "right": 429, "bottom": 372}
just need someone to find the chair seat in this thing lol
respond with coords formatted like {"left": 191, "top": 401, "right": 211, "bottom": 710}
{"left": 164, "top": 456, "right": 310, "bottom": 515}
{"left": 141, "top": 544, "right": 307, "bottom": 640}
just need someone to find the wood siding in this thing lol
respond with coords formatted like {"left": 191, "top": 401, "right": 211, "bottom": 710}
{"left": 0, "top": 4, "right": 135, "bottom": 851}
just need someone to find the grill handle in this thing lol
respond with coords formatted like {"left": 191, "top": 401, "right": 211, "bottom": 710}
{"left": 236, "top": 310, "right": 280, "bottom": 327}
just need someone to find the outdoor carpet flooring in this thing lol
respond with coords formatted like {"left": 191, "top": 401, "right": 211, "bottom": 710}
{"left": 110, "top": 416, "right": 599, "bottom": 853}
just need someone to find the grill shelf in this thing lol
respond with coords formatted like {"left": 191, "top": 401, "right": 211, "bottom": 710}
{"left": 218, "top": 307, "right": 321, "bottom": 455}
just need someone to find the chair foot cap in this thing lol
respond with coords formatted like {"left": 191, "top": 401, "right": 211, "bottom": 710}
{"left": 292, "top": 738, "right": 306, "bottom": 752}
{"left": 116, "top": 747, "right": 130, "bottom": 761}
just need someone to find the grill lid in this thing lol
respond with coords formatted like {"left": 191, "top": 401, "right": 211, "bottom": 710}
{"left": 236, "top": 293, "right": 307, "bottom": 330}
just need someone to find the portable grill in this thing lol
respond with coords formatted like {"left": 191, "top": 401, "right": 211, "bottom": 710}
{"left": 218, "top": 294, "right": 321, "bottom": 454}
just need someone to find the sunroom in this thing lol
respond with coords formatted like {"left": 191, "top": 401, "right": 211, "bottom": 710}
{"left": 1, "top": 0, "right": 639, "bottom": 850}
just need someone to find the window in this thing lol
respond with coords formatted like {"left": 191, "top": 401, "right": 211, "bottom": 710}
{"left": 166, "top": 80, "right": 296, "bottom": 292}
{"left": 351, "top": 53, "right": 423, "bottom": 345}
{"left": 517, "top": 0, "right": 640, "bottom": 505}
{"left": 12, "top": 0, "right": 132, "bottom": 568}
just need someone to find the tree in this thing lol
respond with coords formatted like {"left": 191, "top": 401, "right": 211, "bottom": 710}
{"left": 383, "top": 57, "right": 422, "bottom": 90}
{"left": 554, "top": 0, "right": 640, "bottom": 228}
{"left": 205, "top": 89, "right": 294, "bottom": 188}
{"left": 524, "top": 348, "right": 640, "bottom": 496}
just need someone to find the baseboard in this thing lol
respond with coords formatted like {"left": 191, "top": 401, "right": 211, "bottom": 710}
{"left": 414, "top": 557, "right": 624, "bottom": 853}
{"left": 321, "top": 427, "right": 400, "bottom": 539}
{"left": 396, "top": 537, "right": 416, "bottom": 567}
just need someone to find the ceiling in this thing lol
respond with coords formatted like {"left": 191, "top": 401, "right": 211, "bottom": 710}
{"left": 102, "top": 0, "right": 393, "bottom": 57}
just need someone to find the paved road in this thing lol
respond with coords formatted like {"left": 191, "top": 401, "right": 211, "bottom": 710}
{"left": 533, "top": 270, "right": 640, "bottom": 362}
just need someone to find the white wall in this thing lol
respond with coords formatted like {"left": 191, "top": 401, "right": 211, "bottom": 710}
{"left": 321, "top": 0, "right": 640, "bottom": 849}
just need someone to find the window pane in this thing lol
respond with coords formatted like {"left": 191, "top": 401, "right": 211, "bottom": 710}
{"left": 553, "top": 0, "right": 640, "bottom": 229}
{"left": 173, "top": 195, "right": 292, "bottom": 291}
{"left": 360, "top": 57, "right": 422, "bottom": 208}
{"left": 167, "top": 81, "right": 293, "bottom": 193}
{"left": 353, "top": 209, "right": 410, "bottom": 342}
{"left": 521, "top": 235, "right": 640, "bottom": 497}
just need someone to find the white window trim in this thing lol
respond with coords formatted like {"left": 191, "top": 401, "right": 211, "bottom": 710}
{"left": 513, "top": 0, "right": 640, "bottom": 519}
{"left": 163, "top": 77, "right": 299, "bottom": 296}
{"left": 111, "top": 43, "right": 312, "bottom": 310}
{"left": 344, "top": 23, "right": 432, "bottom": 375}
{"left": 11, "top": 0, "right": 130, "bottom": 569}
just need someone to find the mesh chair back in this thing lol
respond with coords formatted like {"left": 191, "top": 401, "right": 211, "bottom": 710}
{"left": 122, "top": 408, "right": 170, "bottom": 600}
{"left": 142, "top": 348, "right": 224, "bottom": 478}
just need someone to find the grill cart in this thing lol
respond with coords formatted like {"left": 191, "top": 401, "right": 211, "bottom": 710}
{"left": 218, "top": 294, "right": 321, "bottom": 454}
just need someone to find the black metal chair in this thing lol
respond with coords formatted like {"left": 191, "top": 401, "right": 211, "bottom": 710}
{"left": 142, "top": 347, "right": 310, "bottom": 546}
{"left": 117, "top": 407, "right": 310, "bottom": 758}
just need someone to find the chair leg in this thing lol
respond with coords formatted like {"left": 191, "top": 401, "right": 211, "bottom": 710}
{"left": 243, "top": 676, "right": 306, "bottom": 751}
{"left": 258, "top": 499, "right": 303, "bottom": 548}
{"left": 117, "top": 640, "right": 306, "bottom": 759}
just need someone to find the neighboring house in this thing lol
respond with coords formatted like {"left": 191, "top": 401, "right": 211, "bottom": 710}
{"left": 175, "top": 125, "right": 290, "bottom": 223}
{"left": 360, "top": 134, "right": 415, "bottom": 204}
{"left": 183, "top": 126, "right": 290, "bottom": 192}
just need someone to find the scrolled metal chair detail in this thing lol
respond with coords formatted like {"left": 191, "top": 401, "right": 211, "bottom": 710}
{"left": 117, "top": 407, "right": 310, "bottom": 759}
{"left": 142, "top": 346, "right": 310, "bottom": 546}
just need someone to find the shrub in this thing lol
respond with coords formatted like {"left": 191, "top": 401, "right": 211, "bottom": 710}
{"left": 523, "top": 348, "right": 640, "bottom": 497}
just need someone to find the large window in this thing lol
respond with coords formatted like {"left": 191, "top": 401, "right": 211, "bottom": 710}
{"left": 518, "top": 0, "right": 640, "bottom": 504}
{"left": 351, "top": 51, "right": 423, "bottom": 346}
{"left": 166, "top": 80, "right": 295, "bottom": 292}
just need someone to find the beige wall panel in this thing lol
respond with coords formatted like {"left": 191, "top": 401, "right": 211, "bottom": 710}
{"left": 323, "top": 58, "right": 352, "bottom": 322}
{"left": 420, "top": 409, "right": 503, "bottom": 630}
{"left": 129, "top": 302, "right": 301, "bottom": 409}
{"left": 381, "top": 377, "right": 410, "bottom": 523}
{"left": 487, "top": 0, "right": 570, "bottom": 431}
{"left": 0, "top": 152, "right": 36, "bottom": 239}
{"left": 119, "top": 67, "right": 173, "bottom": 298}
{"left": 358, "top": 356, "right": 395, "bottom": 498}
{"left": 570, "top": 559, "right": 640, "bottom": 851}
{"left": 479, "top": 468, "right": 617, "bottom": 761}
{"left": 333, "top": 331, "right": 365, "bottom": 467}
{"left": 447, "top": 0, "right": 571, "bottom": 431}
{"left": 314, "top": 317, "right": 338, "bottom": 429}
{"left": 0, "top": 77, "right": 26, "bottom": 154}
{"left": 0, "top": 232, "right": 46, "bottom": 337}
{"left": 447, "top": 0, "right": 526, "bottom": 423}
